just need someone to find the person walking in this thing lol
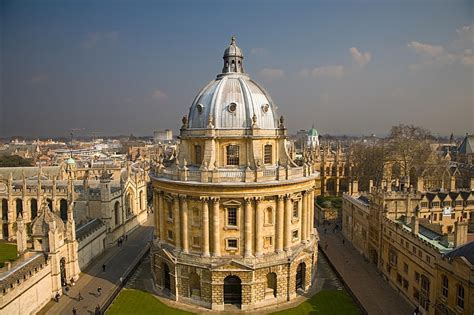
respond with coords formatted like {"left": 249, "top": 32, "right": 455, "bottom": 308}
{"left": 72, "top": 307, "right": 77, "bottom": 315}
{"left": 95, "top": 304, "right": 101, "bottom": 315}
{"left": 78, "top": 292, "right": 83, "bottom": 301}
{"left": 102, "top": 264, "right": 106, "bottom": 272}
{"left": 97, "top": 286, "right": 102, "bottom": 297}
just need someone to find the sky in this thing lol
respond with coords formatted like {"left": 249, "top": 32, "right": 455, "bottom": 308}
{"left": 1, "top": 0, "right": 473, "bottom": 138}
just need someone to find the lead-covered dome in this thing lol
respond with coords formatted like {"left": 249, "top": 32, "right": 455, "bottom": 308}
{"left": 187, "top": 37, "right": 279, "bottom": 130}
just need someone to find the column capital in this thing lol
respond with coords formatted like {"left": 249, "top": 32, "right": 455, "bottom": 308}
{"left": 284, "top": 193, "right": 292, "bottom": 200}
{"left": 179, "top": 194, "right": 187, "bottom": 200}
{"left": 244, "top": 197, "right": 253, "bottom": 204}
{"left": 169, "top": 193, "right": 179, "bottom": 199}
{"left": 200, "top": 196, "right": 210, "bottom": 201}
{"left": 277, "top": 195, "right": 285, "bottom": 201}
{"left": 211, "top": 197, "right": 220, "bottom": 202}
{"left": 254, "top": 196, "right": 264, "bottom": 203}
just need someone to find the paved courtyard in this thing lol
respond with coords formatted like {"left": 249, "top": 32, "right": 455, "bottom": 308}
{"left": 38, "top": 216, "right": 153, "bottom": 315}
{"left": 318, "top": 225, "right": 414, "bottom": 315}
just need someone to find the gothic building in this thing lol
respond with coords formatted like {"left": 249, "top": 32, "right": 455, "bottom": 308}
{"left": 150, "top": 37, "right": 320, "bottom": 310}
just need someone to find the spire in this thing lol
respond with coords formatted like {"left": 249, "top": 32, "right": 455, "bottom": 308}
{"left": 222, "top": 36, "right": 244, "bottom": 74}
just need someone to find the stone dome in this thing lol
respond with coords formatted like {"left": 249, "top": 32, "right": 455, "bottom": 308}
{"left": 187, "top": 37, "right": 279, "bottom": 130}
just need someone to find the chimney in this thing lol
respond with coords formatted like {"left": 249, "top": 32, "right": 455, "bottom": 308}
{"left": 411, "top": 215, "right": 419, "bottom": 235}
{"left": 454, "top": 221, "right": 468, "bottom": 247}
{"left": 352, "top": 180, "right": 359, "bottom": 195}
{"left": 369, "top": 180, "right": 374, "bottom": 193}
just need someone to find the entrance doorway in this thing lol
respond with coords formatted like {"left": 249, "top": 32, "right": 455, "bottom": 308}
{"left": 224, "top": 275, "right": 242, "bottom": 306}
{"left": 163, "top": 263, "right": 171, "bottom": 291}
{"left": 296, "top": 262, "right": 306, "bottom": 291}
{"left": 60, "top": 258, "right": 67, "bottom": 286}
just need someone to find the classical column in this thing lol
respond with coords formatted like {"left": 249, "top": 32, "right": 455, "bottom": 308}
{"left": 301, "top": 192, "right": 307, "bottom": 243}
{"left": 212, "top": 197, "right": 220, "bottom": 256}
{"left": 180, "top": 195, "right": 189, "bottom": 253}
{"left": 158, "top": 192, "right": 165, "bottom": 241}
{"left": 154, "top": 190, "right": 160, "bottom": 239}
{"left": 173, "top": 196, "right": 181, "bottom": 251}
{"left": 309, "top": 189, "right": 314, "bottom": 237}
{"left": 255, "top": 197, "right": 263, "bottom": 256}
{"left": 284, "top": 194, "right": 292, "bottom": 251}
{"left": 244, "top": 197, "right": 253, "bottom": 257}
{"left": 276, "top": 195, "right": 284, "bottom": 252}
{"left": 201, "top": 197, "right": 210, "bottom": 257}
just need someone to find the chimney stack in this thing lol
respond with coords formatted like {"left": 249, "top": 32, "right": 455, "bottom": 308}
{"left": 454, "top": 221, "right": 468, "bottom": 247}
{"left": 411, "top": 215, "right": 419, "bottom": 235}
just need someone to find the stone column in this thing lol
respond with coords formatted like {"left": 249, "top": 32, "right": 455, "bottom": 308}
{"left": 244, "top": 197, "right": 253, "bottom": 257}
{"left": 255, "top": 197, "right": 263, "bottom": 256}
{"left": 201, "top": 197, "right": 210, "bottom": 257}
{"left": 212, "top": 197, "right": 220, "bottom": 256}
{"left": 154, "top": 190, "right": 160, "bottom": 239}
{"left": 301, "top": 192, "right": 307, "bottom": 243}
{"left": 276, "top": 195, "right": 284, "bottom": 253}
{"left": 284, "top": 195, "right": 292, "bottom": 251}
{"left": 309, "top": 189, "right": 314, "bottom": 236}
{"left": 158, "top": 192, "right": 165, "bottom": 241}
{"left": 180, "top": 195, "right": 189, "bottom": 253}
{"left": 173, "top": 195, "right": 181, "bottom": 251}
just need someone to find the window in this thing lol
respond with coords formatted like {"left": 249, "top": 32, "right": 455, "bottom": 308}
{"left": 167, "top": 201, "right": 173, "bottom": 219}
{"left": 396, "top": 273, "right": 402, "bottom": 285}
{"left": 433, "top": 213, "right": 437, "bottom": 221}
{"left": 292, "top": 230, "right": 299, "bottom": 241}
{"left": 403, "top": 263, "right": 408, "bottom": 274}
{"left": 192, "top": 208, "right": 200, "bottom": 226}
{"left": 264, "top": 236, "right": 273, "bottom": 248}
{"left": 227, "top": 208, "right": 237, "bottom": 226}
{"left": 192, "top": 236, "right": 200, "bottom": 247}
{"left": 264, "top": 144, "right": 272, "bottom": 164}
{"left": 403, "top": 279, "right": 408, "bottom": 290}
{"left": 227, "top": 239, "right": 238, "bottom": 249}
{"left": 457, "top": 284, "right": 464, "bottom": 309}
{"left": 441, "top": 275, "right": 448, "bottom": 298}
{"left": 195, "top": 145, "right": 202, "bottom": 165}
{"left": 265, "top": 207, "right": 273, "bottom": 225}
{"left": 226, "top": 145, "right": 239, "bottom": 166}
{"left": 415, "top": 271, "right": 420, "bottom": 283}
{"left": 420, "top": 275, "right": 430, "bottom": 310}
{"left": 167, "top": 230, "right": 174, "bottom": 240}
{"left": 292, "top": 201, "right": 299, "bottom": 218}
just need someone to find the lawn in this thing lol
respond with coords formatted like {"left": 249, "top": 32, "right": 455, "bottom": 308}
{"left": 106, "top": 289, "right": 194, "bottom": 315}
{"left": 271, "top": 290, "right": 361, "bottom": 315}
{"left": 0, "top": 242, "right": 17, "bottom": 268}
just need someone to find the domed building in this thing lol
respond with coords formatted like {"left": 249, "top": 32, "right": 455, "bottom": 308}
{"left": 150, "top": 37, "right": 320, "bottom": 310}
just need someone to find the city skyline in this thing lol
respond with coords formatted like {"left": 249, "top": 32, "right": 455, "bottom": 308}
{"left": 1, "top": 0, "right": 473, "bottom": 138}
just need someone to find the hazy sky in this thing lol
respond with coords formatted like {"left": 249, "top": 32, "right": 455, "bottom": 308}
{"left": 1, "top": 0, "right": 473, "bottom": 138}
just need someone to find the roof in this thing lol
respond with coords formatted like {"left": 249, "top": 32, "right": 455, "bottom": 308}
{"left": 444, "top": 241, "right": 474, "bottom": 265}
{"left": 458, "top": 134, "right": 474, "bottom": 154}
{"left": 307, "top": 127, "right": 318, "bottom": 137}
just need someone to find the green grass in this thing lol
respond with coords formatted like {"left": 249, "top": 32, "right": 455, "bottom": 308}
{"left": 271, "top": 290, "right": 361, "bottom": 315}
{"left": 0, "top": 242, "right": 17, "bottom": 268}
{"left": 106, "top": 289, "right": 194, "bottom": 315}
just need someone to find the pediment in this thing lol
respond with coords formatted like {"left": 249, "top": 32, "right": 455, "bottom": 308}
{"left": 222, "top": 200, "right": 242, "bottom": 207}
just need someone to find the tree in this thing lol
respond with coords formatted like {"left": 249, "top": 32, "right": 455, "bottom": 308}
{"left": 0, "top": 155, "right": 33, "bottom": 167}
{"left": 350, "top": 140, "right": 388, "bottom": 191}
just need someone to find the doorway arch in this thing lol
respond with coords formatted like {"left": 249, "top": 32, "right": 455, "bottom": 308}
{"left": 163, "top": 263, "right": 171, "bottom": 291}
{"left": 224, "top": 275, "right": 242, "bottom": 306}
{"left": 296, "top": 262, "right": 306, "bottom": 291}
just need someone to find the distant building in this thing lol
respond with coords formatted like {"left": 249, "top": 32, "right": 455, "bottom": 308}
{"left": 306, "top": 126, "right": 319, "bottom": 148}
{"left": 153, "top": 129, "right": 173, "bottom": 143}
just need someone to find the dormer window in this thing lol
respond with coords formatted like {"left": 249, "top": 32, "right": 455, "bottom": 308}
{"left": 196, "top": 104, "right": 204, "bottom": 114}
{"left": 228, "top": 102, "right": 237, "bottom": 113}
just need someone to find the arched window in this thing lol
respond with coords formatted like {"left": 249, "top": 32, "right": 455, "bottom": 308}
{"left": 264, "top": 145, "right": 272, "bottom": 164}
{"left": 2, "top": 199, "right": 8, "bottom": 221}
{"left": 114, "top": 201, "right": 120, "bottom": 226}
{"left": 189, "top": 272, "right": 201, "bottom": 299}
{"left": 59, "top": 199, "right": 68, "bottom": 221}
{"left": 266, "top": 272, "right": 277, "bottom": 298}
{"left": 195, "top": 145, "right": 202, "bottom": 165}
{"left": 16, "top": 199, "right": 23, "bottom": 217}
{"left": 30, "top": 199, "right": 38, "bottom": 220}
{"left": 226, "top": 145, "right": 239, "bottom": 166}
{"left": 265, "top": 207, "right": 273, "bottom": 225}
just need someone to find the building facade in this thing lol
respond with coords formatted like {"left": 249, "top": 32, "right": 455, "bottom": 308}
{"left": 150, "top": 37, "right": 320, "bottom": 310}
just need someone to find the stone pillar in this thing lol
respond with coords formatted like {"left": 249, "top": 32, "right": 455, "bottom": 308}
{"left": 180, "top": 195, "right": 189, "bottom": 253}
{"left": 301, "top": 192, "right": 307, "bottom": 243}
{"left": 255, "top": 197, "right": 263, "bottom": 256}
{"left": 244, "top": 197, "right": 253, "bottom": 257}
{"left": 309, "top": 189, "right": 314, "bottom": 236}
{"left": 158, "top": 192, "right": 165, "bottom": 241}
{"left": 284, "top": 195, "right": 292, "bottom": 251}
{"left": 173, "top": 196, "right": 181, "bottom": 251}
{"left": 201, "top": 197, "right": 210, "bottom": 257}
{"left": 212, "top": 197, "right": 220, "bottom": 256}
{"left": 154, "top": 190, "right": 159, "bottom": 239}
{"left": 276, "top": 195, "right": 284, "bottom": 253}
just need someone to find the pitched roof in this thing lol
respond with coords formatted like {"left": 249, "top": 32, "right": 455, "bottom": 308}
{"left": 458, "top": 134, "right": 474, "bottom": 154}
{"left": 445, "top": 241, "right": 474, "bottom": 265}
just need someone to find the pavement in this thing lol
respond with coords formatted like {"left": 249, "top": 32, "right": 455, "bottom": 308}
{"left": 38, "top": 216, "right": 153, "bottom": 315}
{"left": 318, "top": 224, "right": 414, "bottom": 315}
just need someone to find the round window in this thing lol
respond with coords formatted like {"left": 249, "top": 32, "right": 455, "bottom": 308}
{"left": 262, "top": 104, "right": 269, "bottom": 113}
{"left": 196, "top": 104, "right": 204, "bottom": 113}
{"left": 228, "top": 102, "right": 237, "bottom": 113}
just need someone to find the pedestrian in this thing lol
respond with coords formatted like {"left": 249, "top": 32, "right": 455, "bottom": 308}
{"left": 102, "top": 264, "right": 106, "bottom": 272}
{"left": 72, "top": 307, "right": 77, "bottom": 315}
{"left": 97, "top": 286, "right": 102, "bottom": 297}
{"left": 95, "top": 304, "right": 101, "bottom": 315}
{"left": 324, "top": 228, "right": 327, "bottom": 234}
{"left": 78, "top": 292, "right": 83, "bottom": 301}
{"left": 117, "top": 239, "right": 120, "bottom": 247}
{"left": 55, "top": 292, "right": 60, "bottom": 302}
{"left": 119, "top": 277, "right": 124, "bottom": 286}
{"left": 125, "top": 234, "right": 128, "bottom": 242}
{"left": 342, "top": 239, "right": 345, "bottom": 245}
{"left": 70, "top": 277, "right": 75, "bottom": 286}
{"left": 413, "top": 306, "right": 420, "bottom": 315}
